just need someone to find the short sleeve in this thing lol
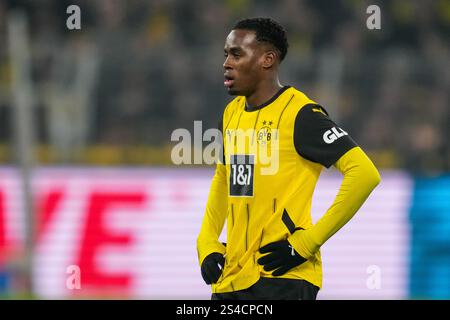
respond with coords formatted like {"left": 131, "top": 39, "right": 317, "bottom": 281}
{"left": 294, "top": 104, "right": 358, "bottom": 168}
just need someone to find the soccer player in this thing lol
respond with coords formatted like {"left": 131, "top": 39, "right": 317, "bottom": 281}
{"left": 197, "top": 18, "right": 381, "bottom": 300}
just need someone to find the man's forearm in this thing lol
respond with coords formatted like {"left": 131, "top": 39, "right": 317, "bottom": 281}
{"left": 289, "top": 147, "right": 381, "bottom": 259}
{"left": 197, "top": 163, "right": 228, "bottom": 265}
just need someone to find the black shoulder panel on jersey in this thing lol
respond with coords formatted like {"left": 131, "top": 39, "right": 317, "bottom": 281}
{"left": 294, "top": 104, "right": 358, "bottom": 168}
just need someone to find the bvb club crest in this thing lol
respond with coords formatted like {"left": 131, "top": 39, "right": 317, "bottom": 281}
{"left": 257, "top": 120, "right": 273, "bottom": 145}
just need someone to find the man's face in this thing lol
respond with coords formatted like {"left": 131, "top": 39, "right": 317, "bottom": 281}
{"left": 223, "top": 29, "right": 265, "bottom": 96}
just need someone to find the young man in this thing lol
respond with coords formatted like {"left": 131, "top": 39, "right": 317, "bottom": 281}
{"left": 197, "top": 18, "right": 380, "bottom": 300}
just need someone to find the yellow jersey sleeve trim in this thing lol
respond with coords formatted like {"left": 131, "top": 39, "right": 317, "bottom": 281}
{"left": 288, "top": 146, "right": 381, "bottom": 259}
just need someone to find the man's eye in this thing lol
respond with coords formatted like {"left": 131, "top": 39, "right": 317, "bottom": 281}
{"left": 224, "top": 52, "right": 240, "bottom": 58}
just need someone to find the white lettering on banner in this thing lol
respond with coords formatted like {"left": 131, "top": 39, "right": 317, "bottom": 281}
{"left": 0, "top": 168, "right": 410, "bottom": 299}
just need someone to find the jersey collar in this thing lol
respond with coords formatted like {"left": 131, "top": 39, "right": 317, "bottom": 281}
{"left": 245, "top": 86, "right": 291, "bottom": 112}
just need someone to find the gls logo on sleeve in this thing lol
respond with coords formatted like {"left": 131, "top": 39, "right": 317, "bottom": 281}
{"left": 323, "top": 127, "right": 348, "bottom": 144}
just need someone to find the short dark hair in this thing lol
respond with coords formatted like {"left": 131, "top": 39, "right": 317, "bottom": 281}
{"left": 233, "top": 17, "right": 289, "bottom": 62}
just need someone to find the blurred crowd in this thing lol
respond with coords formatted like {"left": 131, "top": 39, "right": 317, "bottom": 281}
{"left": 0, "top": 0, "right": 448, "bottom": 174}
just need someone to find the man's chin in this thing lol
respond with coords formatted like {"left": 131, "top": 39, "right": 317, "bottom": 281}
{"left": 227, "top": 87, "right": 239, "bottom": 96}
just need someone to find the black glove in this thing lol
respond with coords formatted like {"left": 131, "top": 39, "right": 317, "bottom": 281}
{"left": 257, "top": 240, "right": 307, "bottom": 276}
{"left": 201, "top": 252, "right": 225, "bottom": 284}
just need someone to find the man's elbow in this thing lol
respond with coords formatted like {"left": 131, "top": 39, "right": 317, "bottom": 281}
{"left": 366, "top": 161, "right": 381, "bottom": 190}
{"left": 372, "top": 168, "right": 381, "bottom": 188}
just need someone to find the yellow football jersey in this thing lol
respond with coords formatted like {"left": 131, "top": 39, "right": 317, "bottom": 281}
{"left": 197, "top": 86, "right": 379, "bottom": 294}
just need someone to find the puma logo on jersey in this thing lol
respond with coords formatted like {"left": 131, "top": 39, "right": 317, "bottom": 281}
{"left": 323, "top": 127, "right": 348, "bottom": 144}
{"left": 312, "top": 107, "right": 327, "bottom": 116}
{"left": 288, "top": 245, "right": 295, "bottom": 256}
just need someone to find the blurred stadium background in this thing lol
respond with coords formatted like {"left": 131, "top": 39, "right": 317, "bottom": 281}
{"left": 0, "top": 0, "right": 448, "bottom": 299}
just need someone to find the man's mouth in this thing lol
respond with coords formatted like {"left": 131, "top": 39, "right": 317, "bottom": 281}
{"left": 224, "top": 75, "right": 234, "bottom": 88}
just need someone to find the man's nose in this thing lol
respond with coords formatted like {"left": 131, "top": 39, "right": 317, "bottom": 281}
{"left": 223, "top": 56, "right": 232, "bottom": 69}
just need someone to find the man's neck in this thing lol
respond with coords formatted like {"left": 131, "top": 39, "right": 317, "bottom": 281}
{"left": 246, "top": 79, "right": 283, "bottom": 108}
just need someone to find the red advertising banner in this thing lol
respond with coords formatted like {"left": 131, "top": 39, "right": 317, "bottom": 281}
{"left": 0, "top": 168, "right": 411, "bottom": 299}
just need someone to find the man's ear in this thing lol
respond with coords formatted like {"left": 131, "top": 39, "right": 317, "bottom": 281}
{"left": 261, "top": 50, "right": 277, "bottom": 69}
